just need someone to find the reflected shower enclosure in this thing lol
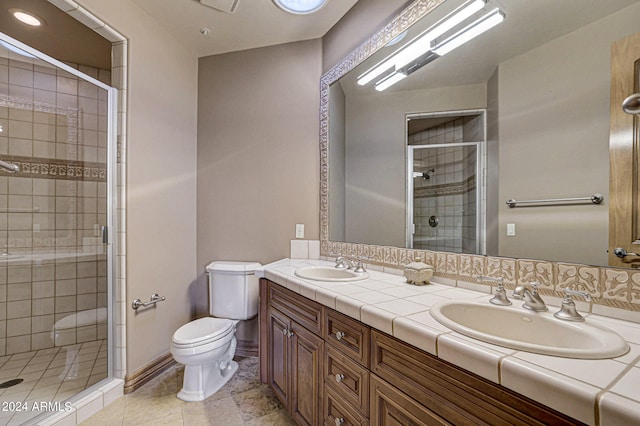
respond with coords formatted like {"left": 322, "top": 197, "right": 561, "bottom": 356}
{"left": 407, "top": 112, "right": 486, "bottom": 254}
{"left": 0, "top": 35, "right": 114, "bottom": 425}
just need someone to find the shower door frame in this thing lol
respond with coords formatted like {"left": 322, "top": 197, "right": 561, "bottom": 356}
{"left": 406, "top": 140, "right": 487, "bottom": 254}
{"left": 0, "top": 33, "right": 117, "bottom": 380}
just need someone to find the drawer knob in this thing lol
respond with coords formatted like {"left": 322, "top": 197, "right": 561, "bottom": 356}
{"left": 335, "top": 417, "right": 345, "bottom": 426}
{"left": 282, "top": 328, "right": 294, "bottom": 337}
{"left": 335, "top": 373, "right": 345, "bottom": 383}
{"left": 335, "top": 331, "right": 346, "bottom": 341}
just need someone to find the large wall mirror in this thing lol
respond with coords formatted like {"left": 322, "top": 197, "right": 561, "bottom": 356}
{"left": 321, "top": 0, "right": 640, "bottom": 268}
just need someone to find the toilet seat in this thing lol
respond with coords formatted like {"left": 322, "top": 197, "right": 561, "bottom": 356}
{"left": 172, "top": 317, "right": 234, "bottom": 347}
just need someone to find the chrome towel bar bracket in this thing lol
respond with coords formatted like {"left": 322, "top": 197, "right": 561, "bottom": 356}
{"left": 506, "top": 193, "right": 603, "bottom": 208}
{"left": 132, "top": 293, "right": 166, "bottom": 310}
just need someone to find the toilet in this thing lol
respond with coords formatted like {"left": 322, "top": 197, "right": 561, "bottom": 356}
{"left": 170, "top": 260, "right": 261, "bottom": 402}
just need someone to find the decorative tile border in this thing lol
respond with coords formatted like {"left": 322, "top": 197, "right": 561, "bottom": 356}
{"left": 4, "top": 155, "right": 107, "bottom": 181}
{"left": 414, "top": 175, "right": 476, "bottom": 198}
{"left": 322, "top": 240, "right": 640, "bottom": 315}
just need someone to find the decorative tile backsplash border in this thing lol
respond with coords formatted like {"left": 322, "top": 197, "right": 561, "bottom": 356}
{"left": 321, "top": 241, "right": 640, "bottom": 316}
{"left": 414, "top": 175, "right": 476, "bottom": 199}
{"left": 3, "top": 155, "right": 107, "bottom": 182}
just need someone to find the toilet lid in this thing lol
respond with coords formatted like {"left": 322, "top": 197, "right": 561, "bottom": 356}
{"left": 172, "top": 317, "right": 234, "bottom": 346}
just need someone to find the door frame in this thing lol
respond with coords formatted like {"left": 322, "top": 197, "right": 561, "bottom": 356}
{"left": 609, "top": 31, "right": 640, "bottom": 267}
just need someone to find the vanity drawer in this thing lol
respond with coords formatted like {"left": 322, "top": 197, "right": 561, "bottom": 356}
{"left": 371, "top": 330, "right": 583, "bottom": 426}
{"left": 324, "top": 386, "right": 368, "bottom": 426}
{"left": 325, "top": 345, "right": 369, "bottom": 416}
{"left": 268, "top": 283, "right": 324, "bottom": 336}
{"left": 325, "top": 309, "right": 370, "bottom": 367}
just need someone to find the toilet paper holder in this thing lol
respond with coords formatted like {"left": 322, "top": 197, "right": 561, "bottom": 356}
{"left": 132, "top": 293, "right": 166, "bottom": 310}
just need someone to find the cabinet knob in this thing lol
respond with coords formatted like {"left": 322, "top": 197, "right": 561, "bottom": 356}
{"left": 282, "top": 328, "right": 288, "bottom": 336}
{"left": 287, "top": 330, "right": 294, "bottom": 338}
{"left": 335, "top": 373, "right": 345, "bottom": 383}
{"left": 335, "top": 331, "right": 346, "bottom": 341}
{"left": 335, "top": 417, "right": 345, "bottom": 426}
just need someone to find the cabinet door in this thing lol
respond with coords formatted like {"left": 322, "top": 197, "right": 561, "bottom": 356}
{"left": 268, "top": 308, "right": 290, "bottom": 407}
{"left": 370, "top": 375, "right": 451, "bottom": 426}
{"left": 291, "top": 322, "right": 325, "bottom": 426}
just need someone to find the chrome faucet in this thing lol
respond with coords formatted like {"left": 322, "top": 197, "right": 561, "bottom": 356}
{"left": 512, "top": 282, "right": 548, "bottom": 312}
{"left": 332, "top": 253, "right": 367, "bottom": 273}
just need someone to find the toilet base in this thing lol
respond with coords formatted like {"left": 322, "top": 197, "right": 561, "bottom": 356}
{"left": 177, "top": 360, "right": 238, "bottom": 402}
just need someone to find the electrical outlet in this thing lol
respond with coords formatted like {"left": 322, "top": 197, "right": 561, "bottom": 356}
{"left": 295, "top": 224, "right": 305, "bottom": 239}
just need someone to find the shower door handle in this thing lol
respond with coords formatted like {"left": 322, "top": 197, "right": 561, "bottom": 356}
{"left": 102, "top": 226, "right": 108, "bottom": 244}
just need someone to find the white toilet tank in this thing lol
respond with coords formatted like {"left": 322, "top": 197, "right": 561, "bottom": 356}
{"left": 206, "top": 261, "right": 261, "bottom": 320}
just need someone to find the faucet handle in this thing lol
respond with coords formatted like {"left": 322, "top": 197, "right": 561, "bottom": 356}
{"left": 530, "top": 281, "right": 541, "bottom": 293}
{"left": 478, "top": 276, "right": 512, "bottom": 306}
{"left": 334, "top": 256, "right": 349, "bottom": 269}
{"left": 554, "top": 288, "right": 592, "bottom": 321}
{"left": 562, "top": 288, "right": 592, "bottom": 302}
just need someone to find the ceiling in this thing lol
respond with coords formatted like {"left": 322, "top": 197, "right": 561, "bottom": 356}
{"left": 0, "top": 0, "right": 112, "bottom": 69}
{"left": 128, "top": 0, "right": 360, "bottom": 57}
{"left": 0, "top": 0, "right": 359, "bottom": 71}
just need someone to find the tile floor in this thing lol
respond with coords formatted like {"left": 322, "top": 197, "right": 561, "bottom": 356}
{"left": 82, "top": 357, "right": 296, "bottom": 425}
{"left": 0, "top": 340, "right": 108, "bottom": 426}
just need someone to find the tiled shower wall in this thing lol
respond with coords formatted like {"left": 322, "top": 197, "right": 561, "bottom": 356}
{"left": 409, "top": 116, "right": 482, "bottom": 253}
{"left": 0, "top": 54, "right": 110, "bottom": 356}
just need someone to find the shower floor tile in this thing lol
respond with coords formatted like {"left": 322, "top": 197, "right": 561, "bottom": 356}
{"left": 0, "top": 339, "right": 107, "bottom": 426}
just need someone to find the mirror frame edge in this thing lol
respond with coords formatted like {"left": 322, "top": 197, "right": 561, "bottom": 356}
{"left": 320, "top": 0, "right": 447, "bottom": 258}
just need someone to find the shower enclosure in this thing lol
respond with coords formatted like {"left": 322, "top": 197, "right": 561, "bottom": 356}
{"left": 407, "top": 112, "right": 486, "bottom": 254}
{"left": 0, "top": 35, "right": 114, "bottom": 425}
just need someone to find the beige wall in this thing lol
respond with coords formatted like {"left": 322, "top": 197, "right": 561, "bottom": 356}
{"left": 196, "top": 40, "right": 321, "bottom": 315}
{"left": 76, "top": 0, "right": 198, "bottom": 373}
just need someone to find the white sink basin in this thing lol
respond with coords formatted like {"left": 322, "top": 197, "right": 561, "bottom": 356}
{"left": 294, "top": 266, "right": 369, "bottom": 282}
{"left": 430, "top": 299, "right": 629, "bottom": 359}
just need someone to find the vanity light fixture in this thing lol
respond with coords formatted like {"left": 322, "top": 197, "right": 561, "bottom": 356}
{"left": 432, "top": 8, "right": 504, "bottom": 56}
{"left": 272, "top": 0, "right": 327, "bottom": 15}
{"left": 357, "top": 0, "right": 485, "bottom": 87}
{"left": 9, "top": 8, "right": 45, "bottom": 27}
{"left": 374, "top": 72, "right": 407, "bottom": 92}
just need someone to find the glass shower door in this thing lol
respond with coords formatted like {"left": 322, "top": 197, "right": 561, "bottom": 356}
{"left": 0, "top": 35, "right": 113, "bottom": 425}
{"left": 408, "top": 142, "right": 482, "bottom": 254}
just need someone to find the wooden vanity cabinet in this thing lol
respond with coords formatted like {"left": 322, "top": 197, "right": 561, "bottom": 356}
{"left": 264, "top": 282, "right": 325, "bottom": 426}
{"left": 260, "top": 279, "right": 583, "bottom": 426}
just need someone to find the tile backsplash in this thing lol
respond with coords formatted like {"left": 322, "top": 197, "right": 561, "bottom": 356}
{"left": 321, "top": 241, "right": 640, "bottom": 323}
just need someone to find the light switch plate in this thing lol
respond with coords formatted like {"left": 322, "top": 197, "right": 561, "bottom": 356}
{"left": 295, "top": 224, "right": 305, "bottom": 239}
{"left": 507, "top": 223, "right": 516, "bottom": 236}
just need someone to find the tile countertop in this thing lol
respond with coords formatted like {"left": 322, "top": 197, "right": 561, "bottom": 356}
{"left": 257, "top": 259, "right": 640, "bottom": 426}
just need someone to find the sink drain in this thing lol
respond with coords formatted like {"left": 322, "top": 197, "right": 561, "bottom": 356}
{"left": 0, "top": 379, "right": 23, "bottom": 388}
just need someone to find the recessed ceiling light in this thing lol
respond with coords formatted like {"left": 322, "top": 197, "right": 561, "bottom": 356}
{"left": 272, "top": 0, "right": 327, "bottom": 15}
{"left": 9, "top": 8, "right": 45, "bottom": 27}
